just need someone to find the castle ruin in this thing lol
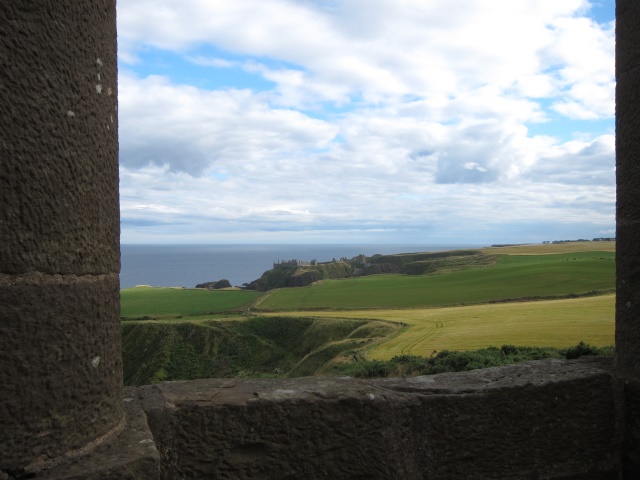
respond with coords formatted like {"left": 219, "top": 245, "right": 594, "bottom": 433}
{"left": 273, "top": 259, "right": 317, "bottom": 269}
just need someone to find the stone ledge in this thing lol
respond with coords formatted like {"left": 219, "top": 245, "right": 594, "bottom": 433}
{"left": 10, "top": 359, "right": 633, "bottom": 479}
{"left": 139, "top": 359, "right": 619, "bottom": 479}
{"left": 34, "top": 388, "right": 160, "bottom": 480}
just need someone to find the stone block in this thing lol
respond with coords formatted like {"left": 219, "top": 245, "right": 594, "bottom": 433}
{"left": 0, "top": 0, "right": 120, "bottom": 275}
{"left": 616, "top": 0, "right": 640, "bottom": 78}
{"left": 615, "top": 221, "right": 640, "bottom": 369}
{"left": 140, "top": 360, "right": 617, "bottom": 480}
{"left": 622, "top": 375, "right": 640, "bottom": 478}
{"left": 0, "top": 274, "right": 123, "bottom": 472}
{"left": 615, "top": 72, "right": 640, "bottom": 225}
{"left": 36, "top": 388, "right": 161, "bottom": 480}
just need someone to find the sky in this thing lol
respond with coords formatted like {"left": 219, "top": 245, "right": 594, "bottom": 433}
{"left": 117, "top": 0, "right": 615, "bottom": 245}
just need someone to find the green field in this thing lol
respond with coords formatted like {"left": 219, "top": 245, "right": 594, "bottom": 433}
{"left": 120, "top": 287, "right": 263, "bottom": 319}
{"left": 255, "top": 252, "right": 615, "bottom": 311}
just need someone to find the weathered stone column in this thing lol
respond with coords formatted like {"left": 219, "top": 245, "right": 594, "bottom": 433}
{"left": 0, "top": 0, "right": 123, "bottom": 474}
{"left": 616, "top": 0, "right": 640, "bottom": 370}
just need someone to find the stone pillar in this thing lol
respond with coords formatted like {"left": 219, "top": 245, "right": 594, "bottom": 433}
{"left": 616, "top": 0, "right": 640, "bottom": 370}
{"left": 0, "top": 0, "right": 123, "bottom": 474}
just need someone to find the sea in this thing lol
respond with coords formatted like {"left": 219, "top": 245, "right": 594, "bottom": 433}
{"left": 119, "top": 244, "right": 485, "bottom": 290}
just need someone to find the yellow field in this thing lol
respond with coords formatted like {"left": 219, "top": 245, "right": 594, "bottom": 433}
{"left": 482, "top": 241, "right": 615, "bottom": 255}
{"left": 267, "top": 294, "right": 615, "bottom": 359}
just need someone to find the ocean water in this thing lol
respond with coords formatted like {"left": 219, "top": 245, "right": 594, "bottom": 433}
{"left": 119, "top": 244, "right": 484, "bottom": 289}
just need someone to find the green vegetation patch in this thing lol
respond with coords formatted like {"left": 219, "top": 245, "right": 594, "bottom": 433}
{"left": 401, "top": 253, "right": 497, "bottom": 275}
{"left": 257, "top": 252, "right": 615, "bottom": 311}
{"left": 121, "top": 316, "right": 395, "bottom": 386}
{"left": 333, "top": 342, "right": 612, "bottom": 379}
{"left": 120, "top": 287, "right": 263, "bottom": 319}
{"left": 360, "top": 250, "right": 491, "bottom": 276}
{"left": 368, "top": 249, "right": 481, "bottom": 267}
{"left": 249, "top": 261, "right": 353, "bottom": 290}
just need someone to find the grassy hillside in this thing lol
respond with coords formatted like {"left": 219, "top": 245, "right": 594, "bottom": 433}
{"left": 271, "top": 294, "right": 614, "bottom": 359}
{"left": 120, "top": 287, "right": 263, "bottom": 319}
{"left": 256, "top": 252, "right": 615, "bottom": 311}
{"left": 120, "top": 243, "right": 615, "bottom": 384}
{"left": 247, "top": 261, "right": 353, "bottom": 290}
{"left": 367, "top": 249, "right": 482, "bottom": 266}
{"left": 121, "top": 316, "right": 397, "bottom": 385}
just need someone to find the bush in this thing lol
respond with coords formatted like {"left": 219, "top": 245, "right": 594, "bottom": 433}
{"left": 330, "top": 345, "right": 576, "bottom": 378}
{"left": 562, "top": 341, "right": 602, "bottom": 359}
{"left": 500, "top": 344, "right": 518, "bottom": 356}
{"left": 336, "top": 359, "right": 392, "bottom": 378}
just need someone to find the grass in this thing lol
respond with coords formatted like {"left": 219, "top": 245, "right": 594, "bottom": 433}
{"left": 121, "top": 315, "right": 397, "bottom": 385}
{"left": 268, "top": 294, "right": 614, "bottom": 359}
{"left": 120, "top": 286, "right": 263, "bottom": 319}
{"left": 256, "top": 252, "right": 615, "bottom": 311}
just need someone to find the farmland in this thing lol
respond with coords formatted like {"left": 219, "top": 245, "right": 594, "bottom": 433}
{"left": 120, "top": 242, "right": 616, "bottom": 382}
{"left": 255, "top": 251, "right": 615, "bottom": 311}
{"left": 481, "top": 241, "right": 615, "bottom": 255}
{"left": 120, "top": 287, "right": 262, "bottom": 319}
{"left": 269, "top": 294, "right": 614, "bottom": 359}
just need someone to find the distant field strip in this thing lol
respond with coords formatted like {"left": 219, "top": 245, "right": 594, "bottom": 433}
{"left": 268, "top": 295, "right": 615, "bottom": 358}
{"left": 481, "top": 241, "right": 615, "bottom": 255}
{"left": 257, "top": 252, "right": 615, "bottom": 311}
{"left": 120, "top": 287, "right": 263, "bottom": 318}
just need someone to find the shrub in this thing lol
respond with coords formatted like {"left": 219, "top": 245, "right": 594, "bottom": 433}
{"left": 500, "top": 344, "right": 518, "bottom": 356}
{"left": 337, "top": 360, "right": 392, "bottom": 378}
{"left": 330, "top": 342, "right": 612, "bottom": 379}
{"left": 562, "top": 341, "right": 602, "bottom": 359}
{"left": 354, "top": 361, "right": 392, "bottom": 378}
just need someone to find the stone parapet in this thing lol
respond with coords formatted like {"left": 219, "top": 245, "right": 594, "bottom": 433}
{"left": 139, "top": 359, "right": 620, "bottom": 480}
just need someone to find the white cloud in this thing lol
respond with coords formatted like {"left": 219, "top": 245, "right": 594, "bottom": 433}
{"left": 543, "top": 16, "right": 615, "bottom": 118}
{"left": 117, "top": 0, "right": 615, "bottom": 243}
{"left": 118, "top": 73, "right": 338, "bottom": 175}
{"left": 525, "top": 134, "right": 615, "bottom": 185}
{"left": 187, "top": 56, "right": 236, "bottom": 69}
{"left": 118, "top": 1, "right": 612, "bottom": 108}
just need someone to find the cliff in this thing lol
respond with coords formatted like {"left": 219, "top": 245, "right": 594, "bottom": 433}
{"left": 245, "top": 261, "right": 354, "bottom": 290}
